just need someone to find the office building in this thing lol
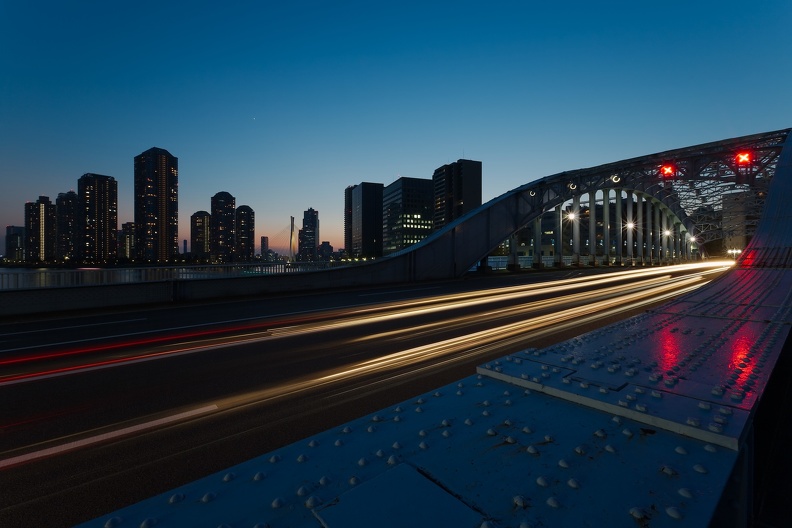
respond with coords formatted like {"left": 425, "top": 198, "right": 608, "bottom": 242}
{"left": 350, "top": 182, "right": 383, "bottom": 259}
{"left": 134, "top": 147, "right": 178, "bottom": 263}
{"left": 235, "top": 205, "right": 255, "bottom": 262}
{"left": 191, "top": 211, "right": 211, "bottom": 259}
{"left": 383, "top": 177, "right": 433, "bottom": 255}
{"left": 211, "top": 192, "right": 235, "bottom": 263}
{"left": 344, "top": 185, "right": 355, "bottom": 254}
{"left": 432, "top": 159, "right": 482, "bottom": 230}
{"left": 24, "top": 196, "right": 56, "bottom": 262}
{"left": 56, "top": 190, "right": 78, "bottom": 262}
{"left": 5, "top": 226, "right": 25, "bottom": 262}
{"left": 261, "top": 236, "right": 269, "bottom": 254}
{"left": 297, "top": 207, "right": 319, "bottom": 261}
{"left": 318, "top": 241, "right": 333, "bottom": 261}
{"left": 77, "top": 173, "right": 118, "bottom": 263}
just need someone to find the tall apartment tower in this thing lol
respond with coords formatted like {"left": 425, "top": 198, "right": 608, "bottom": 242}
{"left": 24, "top": 196, "right": 56, "bottom": 262}
{"left": 211, "top": 191, "right": 236, "bottom": 263}
{"left": 77, "top": 173, "right": 118, "bottom": 263}
{"left": 432, "top": 159, "right": 482, "bottom": 231}
{"left": 383, "top": 177, "right": 434, "bottom": 256}
{"left": 191, "top": 211, "right": 211, "bottom": 259}
{"left": 56, "top": 190, "right": 78, "bottom": 262}
{"left": 235, "top": 205, "right": 255, "bottom": 262}
{"left": 297, "top": 207, "right": 319, "bottom": 261}
{"left": 134, "top": 147, "right": 178, "bottom": 263}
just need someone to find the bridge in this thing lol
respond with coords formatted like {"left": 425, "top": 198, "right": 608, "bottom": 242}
{"left": 3, "top": 128, "right": 790, "bottom": 317}
{"left": 63, "top": 129, "right": 792, "bottom": 527}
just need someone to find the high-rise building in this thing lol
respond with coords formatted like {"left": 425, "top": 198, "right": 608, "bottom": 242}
{"left": 261, "top": 236, "right": 269, "bottom": 254}
{"left": 191, "top": 211, "right": 211, "bottom": 260}
{"left": 211, "top": 191, "right": 236, "bottom": 263}
{"left": 318, "top": 241, "right": 334, "bottom": 261}
{"left": 24, "top": 196, "right": 56, "bottom": 263}
{"left": 77, "top": 173, "right": 118, "bottom": 263}
{"left": 5, "top": 226, "right": 25, "bottom": 262}
{"left": 235, "top": 205, "right": 255, "bottom": 262}
{"left": 119, "top": 222, "right": 135, "bottom": 261}
{"left": 383, "top": 177, "right": 433, "bottom": 255}
{"left": 432, "top": 159, "right": 482, "bottom": 231}
{"left": 56, "top": 190, "right": 78, "bottom": 262}
{"left": 350, "top": 182, "right": 383, "bottom": 259}
{"left": 344, "top": 185, "right": 356, "bottom": 254}
{"left": 134, "top": 147, "right": 178, "bottom": 263}
{"left": 297, "top": 207, "right": 319, "bottom": 261}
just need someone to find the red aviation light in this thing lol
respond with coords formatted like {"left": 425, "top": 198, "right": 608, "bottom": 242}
{"left": 660, "top": 164, "right": 676, "bottom": 177}
{"left": 736, "top": 152, "right": 752, "bottom": 165}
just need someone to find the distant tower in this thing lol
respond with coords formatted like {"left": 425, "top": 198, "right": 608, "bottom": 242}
{"left": 134, "top": 147, "right": 178, "bottom": 263}
{"left": 191, "top": 211, "right": 211, "bottom": 260}
{"left": 297, "top": 207, "right": 319, "bottom": 261}
{"left": 383, "top": 177, "right": 433, "bottom": 255}
{"left": 260, "top": 236, "right": 269, "bottom": 253}
{"left": 432, "top": 159, "right": 482, "bottom": 231}
{"left": 235, "top": 205, "right": 255, "bottom": 262}
{"left": 350, "top": 182, "right": 383, "bottom": 258}
{"left": 77, "top": 173, "right": 118, "bottom": 263}
{"left": 24, "top": 196, "right": 56, "bottom": 262}
{"left": 210, "top": 192, "right": 236, "bottom": 263}
{"left": 56, "top": 190, "right": 78, "bottom": 262}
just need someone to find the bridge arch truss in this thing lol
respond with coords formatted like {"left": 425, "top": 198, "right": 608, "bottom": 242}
{"left": 383, "top": 128, "right": 790, "bottom": 281}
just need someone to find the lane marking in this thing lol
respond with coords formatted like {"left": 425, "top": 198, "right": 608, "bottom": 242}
{"left": 0, "top": 404, "right": 218, "bottom": 469}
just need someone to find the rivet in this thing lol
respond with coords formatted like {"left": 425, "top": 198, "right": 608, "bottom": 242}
{"left": 296, "top": 486, "right": 309, "bottom": 497}
{"left": 253, "top": 472, "right": 266, "bottom": 481}
{"left": 546, "top": 497, "right": 561, "bottom": 509}
{"left": 675, "top": 446, "right": 687, "bottom": 455}
{"left": 419, "top": 441, "right": 429, "bottom": 450}
{"left": 574, "top": 445, "right": 586, "bottom": 456}
{"left": 605, "top": 444, "right": 616, "bottom": 453}
{"left": 269, "top": 455, "right": 281, "bottom": 463}
{"left": 526, "top": 445, "right": 539, "bottom": 455}
{"left": 349, "top": 476, "right": 360, "bottom": 485}
{"left": 103, "top": 517, "right": 123, "bottom": 528}
{"left": 305, "top": 495, "right": 321, "bottom": 508}
{"left": 536, "top": 475, "right": 549, "bottom": 487}
{"left": 464, "top": 418, "right": 474, "bottom": 426}
{"left": 704, "top": 444, "right": 717, "bottom": 453}
{"left": 342, "top": 426, "right": 352, "bottom": 434}
{"left": 686, "top": 417, "right": 700, "bottom": 427}
{"left": 594, "top": 429, "right": 607, "bottom": 438}
{"left": 168, "top": 493, "right": 185, "bottom": 504}
{"left": 487, "top": 428, "right": 497, "bottom": 436}
{"left": 558, "top": 459, "right": 569, "bottom": 469}
{"left": 308, "top": 440, "right": 319, "bottom": 447}
{"left": 334, "top": 439, "right": 343, "bottom": 447}
{"left": 666, "top": 506, "right": 683, "bottom": 520}
{"left": 693, "top": 464, "right": 708, "bottom": 474}
{"left": 622, "top": 428, "right": 633, "bottom": 438}
{"left": 271, "top": 497, "right": 285, "bottom": 509}
{"left": 661, "top": 465, "right": 677, "bottom": 477}
{"left": 629, "top": 507, "right": 648, "bottom": 520}
{"left": 522, "top": 426, "right": 532, "bottom": 434}
{"left": 567, "top": 478, "right": 580, "bottom": 489}
{"left": 367, "top": 425, "right": 377, "bottom": 433}
{"left": 708, "top": 423, "right": 724, "bottom": 433}
{"left": 698, "top": 402, "right": 711, "bottom": 411}
{"left": 678, "top": 488, "right": 693, "bottom": 499}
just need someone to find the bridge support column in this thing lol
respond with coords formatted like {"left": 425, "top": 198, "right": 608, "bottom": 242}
{"left": 533, "top": 216, "right": 543, "bottom": 269}
{"left": 625, "top": 191, "right": 634, "bottom": 265}
{"left": 602, "top": 189, "right": 610, "bottom": 265}
{"left": 661, "top": 212, "right": 669, "bottom": 264}
{"left": 674, "top": 223, "right": 681, "bottom": 262}
{"left": 636, "top": 193, "right": 644, "bottom": 265}
{"left": 589, "top": 191, "right": 597, "bottom": 266}
{"left": 572, "top": 194, "right": 580, "bottom": 265}
{"left": 653, "top": 202, "right": 661, "bottom": 265}
{"left": 555, "top": 204, "right": 563, "bottom": 267}
{"left": 507, "top": 234, "right": 520, "bottom": 271}
{"left": 615, "top": 189, "right": 623, "bottom": 266}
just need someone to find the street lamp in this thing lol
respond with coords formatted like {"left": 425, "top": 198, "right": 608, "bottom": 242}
{"left": 727, "top": 248, "right": 742, "bottom": 260}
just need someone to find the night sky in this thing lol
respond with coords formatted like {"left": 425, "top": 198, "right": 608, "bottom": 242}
{"left": 2, "top": 0, "right": 790, "bottom": 255}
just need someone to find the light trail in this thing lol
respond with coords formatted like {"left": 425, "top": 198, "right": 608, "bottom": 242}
{"left": 0, "top": 263, "right": 729, "bottom": 386}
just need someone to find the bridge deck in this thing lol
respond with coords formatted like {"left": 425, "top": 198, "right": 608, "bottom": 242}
{"left": 78, "top": 266, "right": 792, "bottom": 528}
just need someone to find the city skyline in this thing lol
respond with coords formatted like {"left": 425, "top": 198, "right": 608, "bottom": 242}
{"left": 2, "top": 1, "right": 791, "bottom": 255}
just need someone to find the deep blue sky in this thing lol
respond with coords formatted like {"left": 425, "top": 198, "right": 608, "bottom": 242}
{"left": 2, "top": 0, "right": 790, "bottom": 255}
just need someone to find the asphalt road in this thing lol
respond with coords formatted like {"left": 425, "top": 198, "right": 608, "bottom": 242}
{"left": 0, "top": 263, "right": 731, "bottom": 527}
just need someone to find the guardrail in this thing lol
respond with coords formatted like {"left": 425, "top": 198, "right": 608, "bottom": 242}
{"left": 0, "top": 261, "right": 347, "bottom": 291}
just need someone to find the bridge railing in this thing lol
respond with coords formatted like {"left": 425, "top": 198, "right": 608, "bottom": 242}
{"left": 0, "top": 261, "right": 356, "bottom": 291}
